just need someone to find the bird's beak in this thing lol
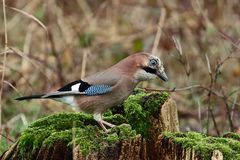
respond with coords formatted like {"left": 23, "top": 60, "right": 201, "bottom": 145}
{"left": 156, "top": 70, "right": 168, "bottom": 81}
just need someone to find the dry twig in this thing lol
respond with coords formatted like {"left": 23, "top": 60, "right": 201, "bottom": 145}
{"left": 205, "top": 54, "right": 220, "bottom": 135}
{"left": 152, "top": 8, "right": 166, "bottom": 55}
{"left": 48, "top": 32, "right": 64, "bottom": 85}
{"left": 0, "top": 132, "right": 14, "bottom": 143}
{"left": 143, "top": 85, "right": 240, "bottom": 107}
{"left": 0, "top": 0, "right": 8, "bottom": 136}
{"left": 7, "top": 6, "right": 48, "bottom": 38}
{"left": 172, "top": 36, "right": 190, "bottom": 76}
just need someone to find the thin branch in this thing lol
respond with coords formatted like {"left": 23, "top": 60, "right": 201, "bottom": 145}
{"left": 205, "top": 54, "right": 219, "bottom": 135}
{"left": 0, "top": 0, "right": 8, "bottom": 133}
{"left": 7, "top": 6, "right": 48, "bottom": 38}
{"left": 172, "top": 36, "right": 183, "bottom": 56}
{"left": 0, "top": 132, "right": 14, "bottom": 143}
{"left": 9, "top": 47, "right": 50, "bottom": 80}
{"left": 0, "top": 62, "right": 34, "bottom": 92}
{"left": 230, "top": 93, "right": 238, "bottom": 122}
{"left": 144, "top": 85, "right": 223, "bottom": 96}
{"left": 172, "top": 36, "right": 190, "bottom": 76}
{"left": 208, "top": 44, "right": 239, "bottom": 133}
{"left": 0, "top": 48, "right": 56, "bottom": 73}
{"left": 23, "top": 22, "right": 35, "bottom": 53}
{"left": 227, "top": 88, "right": 240, "bottom": 98}
{"left": 8, "top": 0, "right": 41, "bottom": 30}
{"left": 0, "top": 49, "right": 13, "bottom": 55}
{"left": 205, "top": 54, "right": 212, "bottom": 74}
{"left": 152, "top": 8, "right": 166, "bottom": 55}
{"left": 3, "top": 2, "right": 8, "bottom": 46}
{"left": 77, "top": 0, "right": 93, "bottom": 24}
{"left": 81, "top": 50, "right": 88, "bottom": 79}
{"left": 3, "top": 81, "right": 21, "bottom": 96}
{"left": 218, "top": 31, "right": 240, "bottom": 50}
{"left": 6, "top": 113, "right": 28, "bottom": 127}
{"left": 143, "top": 85, "right": 240, "bottom": 107}
{"left": 48, "top": 32, "right": 64, "bottom": 85}
{"left": 213, "top": 52, "right": 232, "bottom": 83}
{"left": 221, "top": 89, "right": 235, "bottom": 131}
{"left": 197, "top": 98, "right": 203, "bottom": 133}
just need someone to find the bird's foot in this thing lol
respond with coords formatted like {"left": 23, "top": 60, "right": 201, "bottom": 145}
{"left": 102, "top": 120, "right": 116, "bottom": 128}
{"left": 97, "top": 121, "right": 109, "bottom": 133}
{"left": 94, "top": 113, "right": 116, "bottom": 133}
{"left": 99, "top": 121, "right": 116, "bottom": 133}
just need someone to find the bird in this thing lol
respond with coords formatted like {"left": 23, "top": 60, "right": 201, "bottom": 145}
{"left": 16, "top": 52, "right": 168, "bottom": 132}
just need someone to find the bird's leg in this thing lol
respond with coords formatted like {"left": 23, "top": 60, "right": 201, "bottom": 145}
{"left": 101, "top": 119, "right": 116, "bottom": 128}
{"left": 93, "top": 113, "right": 108, "bottom": 132}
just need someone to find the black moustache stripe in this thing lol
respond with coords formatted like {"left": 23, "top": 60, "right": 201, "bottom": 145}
{"left": 142, "top": 67, "right": 156, "bottom": 74}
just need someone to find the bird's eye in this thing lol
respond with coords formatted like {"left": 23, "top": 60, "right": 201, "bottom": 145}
{"left": 150, "top": 59, "right": 158, "bottom": 66}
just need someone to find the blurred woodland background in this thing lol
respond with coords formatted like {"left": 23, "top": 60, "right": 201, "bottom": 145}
{"left": 0, "top": 0, "right": 240, "bottom": 154}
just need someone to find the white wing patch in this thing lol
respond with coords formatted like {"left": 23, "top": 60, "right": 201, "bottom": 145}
{"left": 71, "top": 83, "right": 81, "bottom": 91}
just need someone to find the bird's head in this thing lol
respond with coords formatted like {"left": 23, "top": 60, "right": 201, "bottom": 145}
{"left": 129, "top": 53, "right": 168, "bottom": 82}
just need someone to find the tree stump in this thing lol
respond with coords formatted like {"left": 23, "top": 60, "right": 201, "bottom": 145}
{"left": 1, "top": 89, "right": 240, "bottom": 160}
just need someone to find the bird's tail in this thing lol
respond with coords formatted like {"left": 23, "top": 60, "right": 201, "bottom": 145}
{"left": 15, "top": 94, "right": 45, "bottom": 101}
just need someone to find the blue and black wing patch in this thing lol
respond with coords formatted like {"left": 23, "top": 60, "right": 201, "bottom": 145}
{"left": 55, "top": 79, "right": 112, "bottom": 96}
{"left": 15, "top": 80, "right": 112, "bottom": 100}
{"left": 84, "top": 84, "right": 112, "bottom": 96}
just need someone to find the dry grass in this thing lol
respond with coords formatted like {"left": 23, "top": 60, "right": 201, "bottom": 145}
{"left": 0, "top": 0, "right": 240, "bottom": 154}
{"left": 0, "top": 0, "right": 8, "bottom": 147}
{"left": 152, "top": 7, "right": 166, "bottom": 55}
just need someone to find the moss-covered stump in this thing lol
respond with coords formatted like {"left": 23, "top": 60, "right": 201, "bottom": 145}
{"left": 156, "top": 132, "right": 240, "bottom": 160}
{"left": 1, "top": 90, "right": 180, "bottom": 160}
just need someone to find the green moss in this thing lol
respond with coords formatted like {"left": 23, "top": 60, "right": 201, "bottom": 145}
{"left": 124, "top": 90, "right": 169, "bottom": 137}
{"left": 223, "top": 132, "right": 240, "bottom": 141}
{"left": 14, "top": 89, "right": 240, "bottom": 159}
{"left": 70, "top": 124, "right": 136, "bottom": 155}
{"left": 29, "top": 112, "right": 95, "bottom": 129}
{"left": 17, "top": 89, "right": 169, "bottom": 157}
{"left": 109, "top": 124, "right": 137, "bottom": 140}
{"left": 162, "top": 132, "right": 240, "bottom": 160}
{"left": 103, "top": 113, "right": 127, "bottom": 125}
{"left": 70, "top": 126, "right": 101, "bottom": 155}
{"left": 18, "top": 113, "right": 137, "bottom": 158}
{"left": 44, "top": 130, "right": 73, "bottom": 146}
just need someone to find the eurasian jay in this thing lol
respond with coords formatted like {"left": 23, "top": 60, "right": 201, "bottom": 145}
{"left": 16, "top": 52, "right": 168, "bottom": 132}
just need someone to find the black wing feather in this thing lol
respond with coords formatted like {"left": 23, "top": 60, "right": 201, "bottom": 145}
{"left": 15, "top": 94, "right": 44, "bottom": 100}
{"left": 58, "top": 80, "right": 91, "bottom": 92}
{"left": 15, "top": 79, "right": 112, "bottom": 100}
